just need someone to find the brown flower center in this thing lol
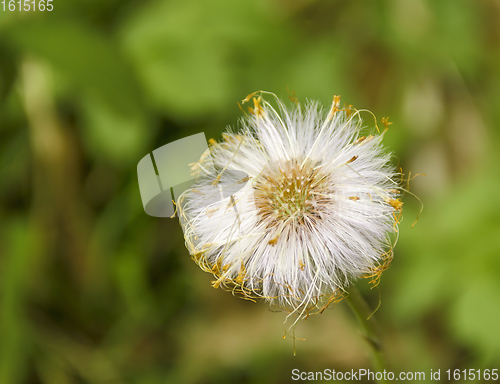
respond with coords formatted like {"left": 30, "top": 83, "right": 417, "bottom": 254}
{"left": 254, "top": 160, "right": 329, "bottom": 223}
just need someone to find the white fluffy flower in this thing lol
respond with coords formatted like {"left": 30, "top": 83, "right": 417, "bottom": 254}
{"left": 179, "top": 92, "right": 402, "bottom": 316}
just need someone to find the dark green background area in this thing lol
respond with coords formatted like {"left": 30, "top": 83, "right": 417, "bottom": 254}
{"left": 1, "top": 0, "right": 499, "bottom": 383}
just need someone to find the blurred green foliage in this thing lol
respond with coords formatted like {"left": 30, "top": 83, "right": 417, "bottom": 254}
{"left": 1, "top": 0, "right": 500, "bottom": 383}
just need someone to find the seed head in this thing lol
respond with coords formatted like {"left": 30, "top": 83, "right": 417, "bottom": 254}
{"left": 179, "top": 92, "right": 402, "bottom": 318}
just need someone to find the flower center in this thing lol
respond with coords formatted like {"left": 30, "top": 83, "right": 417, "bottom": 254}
{"left": 254, "top": 160, "right": 328, "bottom": 223}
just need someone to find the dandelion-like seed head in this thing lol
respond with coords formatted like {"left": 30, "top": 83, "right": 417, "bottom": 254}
{"left": 179, "top": 91, "right": 402, "bottom": 320}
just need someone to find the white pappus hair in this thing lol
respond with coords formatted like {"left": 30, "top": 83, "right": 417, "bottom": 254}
{"left": 178, "top": 91, "right": 402, "bottom": 319}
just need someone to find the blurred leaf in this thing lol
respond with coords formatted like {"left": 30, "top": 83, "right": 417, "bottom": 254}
{"left": 0, "top": 129, "right": 29, "bottom": 198}
{"left": 4, "top": 18, "right": 143, "bottom": 113}
{"left": 452, "top": 280, "right": 500, "bottom": 356}
{"left": 0, "top": 43, "right": 17, "bottom": 105}
{"left": 431, "top": 0, "right": 482, "bottom": 75}
{"left": 284, "top": 37, "right": 346, "bottom": 105}
{"left": 389, "top": 156, "right": 500, "bottom": 355}
{"left": 120, "top": 0, "right": 276, "bottom": 119}
{"left": 81, "top": 96, "right": 150, "bottom": 164}
{"left": 4, "top": 17, "right": 150, "bottom": 162}
{"left": 0, "top": 219, "right": 35, "bottom": 384}
{"left": 113, "top": 249, "right": 154, "bottom": 322}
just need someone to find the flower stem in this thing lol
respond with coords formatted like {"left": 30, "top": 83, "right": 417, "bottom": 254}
{"left": 345, "top": 285, "right": 388, "bottom": 383}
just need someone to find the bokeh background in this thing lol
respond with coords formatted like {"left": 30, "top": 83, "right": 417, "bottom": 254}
{"left": 1, "top": 0, "right": 500, "bottom": 383}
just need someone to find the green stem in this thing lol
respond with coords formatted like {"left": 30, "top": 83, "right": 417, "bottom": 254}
{"left": 345, "top": 285, "right": 388, "bottom": 383}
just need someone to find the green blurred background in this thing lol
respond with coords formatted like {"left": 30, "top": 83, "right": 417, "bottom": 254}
{"left": 1, "top": 0, "right": 500, "bottom": 383}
